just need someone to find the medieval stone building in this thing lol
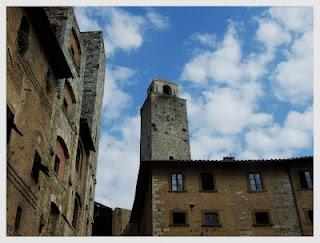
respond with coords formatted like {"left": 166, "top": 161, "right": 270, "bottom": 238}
{"left": 7, "top": 7, "right": 105, "bottom": 236}
{"left": 128, "top": 79, "right": 313, "bottom": 236}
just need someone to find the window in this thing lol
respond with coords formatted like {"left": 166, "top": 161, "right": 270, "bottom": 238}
{"left": 70, "top": 28, "right": 81, "bottom": 71}
{"left": 172, "top": 212, "right": 187, "bottom": 225}
{"left": 63, "top": 98, "right": 68, "bottom": 112}
{"left": 203, "top": 212, "right": 219, "bottom": 226}
{"left": 169, "top": 156, "right": 174, "bottom": 160}
{"left": 54, "top": 136, "right": 69, "bottom": 183}
{"left": 17, "top": 16, "right": 29, "bottom": 55}
{"left": 201, "top": 173, "right": 214, "bottom": 191}
{"left": 249, "top": 172, "right": 263, "bottom": 191}
{"left": 299, "top": 170, "right": 313, "bottom": 189}
{"left": 48, "top": 202, "right": 60, "bottom": 235}
{"left": 7, "top": 106, "right": 14, "bottom": 144}
{"left": 171, "top": 173, "right": 184, "bottom": 191}
{"left": 75, "top": 142, "right": 82, "bottom": 174}
{"left": 31, "top": 151, "right": 41, "bottom": 183}
{"left": 307, "top": 210, "right": 313, "bottom": 224}
{"left": 14, "top": 206, "right": 22, "bottom": 232}
{"left": 163, "top": 85, "right": 172, "bottom": 95}
{"left": 54, "top": 155, "right": 60, "bottom": 175}
{"left": 254, "top": 211, "right": 271, "bottom": 226}
{"left": 72, "top": 194, "right": 81, "bottom": 230}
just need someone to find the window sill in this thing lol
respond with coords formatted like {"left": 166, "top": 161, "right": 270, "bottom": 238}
{"left": 199, "top": 190, "right": 217, "bottom": 193}
{"left": 169, "top": 224, "right": 189, "bottom": 227}
{"left": 168, "top": 190, "right": 188, "bottom": 193}
{"left": 247, "top": 189, "right": 267, "bottom": 193}
{"left": 201, "top": 224, "right": 222, "bottom": 227}
{"left": 253, "top": 224, "right": 273, "bottom": 227}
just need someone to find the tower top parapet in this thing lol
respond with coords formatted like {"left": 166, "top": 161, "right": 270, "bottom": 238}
{"left": 147, "top": 79, "right": 179, "bottom": 97}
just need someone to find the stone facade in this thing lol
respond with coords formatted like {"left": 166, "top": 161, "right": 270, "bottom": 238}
{"left": 128, "top": 80, "right": 313, "bottom": 236}
{"left": 7, "top": 7, "right": 105, "bottom": 236}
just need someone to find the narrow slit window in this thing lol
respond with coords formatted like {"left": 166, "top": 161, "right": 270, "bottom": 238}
{"left": 307, "top": 210, "right": 313, "bottom": 224}
{"left": 54, "top": 155, "right": 60, "bottom": 175}
{"left": 14, "top": 206, "right": 22, "bottom": 232}
{"left": 31, "top": 150, "right": 41, "bottom": 183}
{"left": 299, "top": 170, "right": 313, "bottom": 189}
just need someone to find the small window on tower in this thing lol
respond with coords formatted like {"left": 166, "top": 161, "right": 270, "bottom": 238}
{"left": 14, "top": 206, "right": 22, "bottom": 232}
{"left": 299, "top": 170, "right": 313, "bottom": 189}
{"left": 163, "top": 85, "right": 172, "bottom": 95}
{"left": 54, "top": 155, "right": 60, "bottom": 175}
{"left": 253, "top": 211, "right": 271, "bottom": 226}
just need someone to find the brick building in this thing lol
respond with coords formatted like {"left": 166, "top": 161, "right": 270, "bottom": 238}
{"left": 128, "top": 79, "right": 313, "bottom": 236}
{"left": 7, "top": 7, "right": 105, "bottom": 236}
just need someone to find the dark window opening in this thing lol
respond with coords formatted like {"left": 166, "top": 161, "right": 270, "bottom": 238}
{"left": 201, "top": 173, "right": 214, "bottom": 190}
{"left": 249, "top": 172, "right": 263, "bottom": 191}
{"left": 45, "top": 69, "right": 52, "bottom": 93}
{"left": 54, "top": 155, "right": 60, "bottom": 175}
{"left": 299, "top": 170, "right": 313, "bottom": 189}
{"left": 255, "top": 212, "right": 270, "bottom": 225}
{"left": 308, "top": 210, "right": 313, "bottom": 224}
{"left": 163, "top": 85, "right": 172, "bottom": 95}
{"left": 169, "top": 156, "right": 174, "bottom": 160}
{"left": 172, "top": 212, "right": 186, "bottom": 225}
{"left": 38, "top": 214, "right": 45, "bottom": 234}
{"left": 17, "top": 16, "right": 30, "bottom": 55}
{"left": 76, "top": 143, "right": 82, "bottom": 174}
{"left": 72, "top": 195, "right": 80, "bottom": 230}
{"left": 63, "top": 98, "right": 68, "bottom": 113}
{"left": 203, "top": 213, "right": 219, "bottom": 226}
{"left": 48, "top": 202, "right": 60, "bottom": 236}
{"left": 171, "top": 173, "right": 184, "bottom": 192}
{"left": 14, "top": 206, "right": 22, "bottom": 232}
{"left": 7, "top": 106, "right": 14, "bottom": 144}
{"left": 31, "top": 150, "right": 41, "bottom": 183}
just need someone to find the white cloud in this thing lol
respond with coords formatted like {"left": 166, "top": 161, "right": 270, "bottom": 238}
{"left": 243, "top": 106, "right": 313, "bottom": 159}
{"left": 191, "top": 32, "right": 217, "bottom": 47}
{"left": 271, "top": 30, "right": 313, "bottom": 105}
{"left": 74, "top": 7, "right": 101, "bottom": 31}
{"left": 268, "top": 7, "right": 313, "bottom": 33}
{"left": 95, "top": 115, "right": 140, "bottom": 209}
{"left": 181, "top": 24, "right": 271, "bottom": 87}
{"left": 146, "top": 10, "right": 169, "bottom": 29}
{"left": 103, "top": 65, "right": 135, "bottom": 121}
{"left": 256, "top": 20, "right": 291, "bottom": 50}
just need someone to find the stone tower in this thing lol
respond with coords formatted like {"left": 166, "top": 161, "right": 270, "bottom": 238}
{"left": 140, "top": 79, "right": 191, "bottom": 161}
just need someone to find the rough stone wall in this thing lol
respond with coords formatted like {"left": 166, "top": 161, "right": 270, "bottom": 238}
{"left": 150, "top": 165, "right": 304, "bottom": 236}
{"left": 7, "top": 7, "right": 105, "bottom": 236}
{"left": 112, "top": 208, "right": 132, "bottom": 236}
{"left": 289, "top": 166, "right": 313, "bottom": 235}
{"left": 7, "top": 7, "right": 58, "bottom": 236}
{"left": 140, "top": 80, "right": 191, "bottom": 161}
{"left": 80, "top": 31, "right": 106, "bottom": 235}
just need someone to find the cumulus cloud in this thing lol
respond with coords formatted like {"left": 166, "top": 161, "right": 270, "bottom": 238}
{"left": 95, "top": 115, "right": 140, "bottom": 208}
{"left": 102, "top": 65, "right": 135, "bottom": 121}
{"left": 75, "top": 7, "right": 170, "bottom": 56}
{"left": 181, "top": 24, "right": 271, "bottom": 86}
{"left": 243, "top": 106, "right": 313, "bottom": 159}
{"left": 181, "top": 7, "right": 313, "bottom": 161}
{"left": 146, "top": 10, "right": 169, "bottom": 29}
{"left": 191, "top": 32, "right": 217, "bottom": 47}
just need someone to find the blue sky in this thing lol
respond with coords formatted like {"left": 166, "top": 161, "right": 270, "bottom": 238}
{"left": 74, "top": 6, "right": 313, "bottom": 209}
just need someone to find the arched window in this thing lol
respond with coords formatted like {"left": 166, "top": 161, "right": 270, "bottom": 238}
{"left": 70, "top": 28, "right": 81, "bottom": 71}
{"left": 17, "top": 16, "right": 29, "bottom": 55}
{"left": 54, "top": 136, "right": 69, "bottom": 183}
{"left": 163, "top": 85, "right": 172, "bottom": 95}
{"left": 48, "top": 202, "right": 60, "bottom": 235}
{"left": 72, "top": 193, "right": 81, "bottom": 230}
{"left": 62, "top": 81, "right": 76, "bottom": 121}
{"left": 75, "top": 141, "right": 83, "bottom": 175}
{"left": 14, "top": 206, "right": 22, "bottom": 232}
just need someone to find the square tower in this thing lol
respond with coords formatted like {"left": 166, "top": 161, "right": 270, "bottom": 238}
{"left": 140, "top": 79, "right": 191, "bottom": 161}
